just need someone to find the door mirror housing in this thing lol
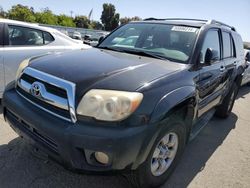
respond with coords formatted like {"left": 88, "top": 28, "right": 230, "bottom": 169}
{"left": 245, "top": 51, "right": 250, "bottom": 62}
{"left": 98, "top": 36, "right": 105, "bottom": 44}
{"left": 204, "top": 48, "right": 219, "bottom": 64}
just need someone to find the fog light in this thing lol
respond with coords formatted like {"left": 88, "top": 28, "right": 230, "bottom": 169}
{"left": 94, "top": 152, "right": 109, "bottom": 165}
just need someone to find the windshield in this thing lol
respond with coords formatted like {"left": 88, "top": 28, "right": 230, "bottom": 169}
{"left": 98, "top": 23, "right": 199, "bottom": 63}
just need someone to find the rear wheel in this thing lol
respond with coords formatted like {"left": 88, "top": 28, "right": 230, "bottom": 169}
{"left": 129, "top": 114, "right": 187, "bottom": 188}
{"left": 215, "top": 83, "right": 238, "bottom": 118}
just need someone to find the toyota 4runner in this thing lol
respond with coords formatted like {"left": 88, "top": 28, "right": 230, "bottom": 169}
{"left": 2, "top": 18, "right": 245, "bottom": 188}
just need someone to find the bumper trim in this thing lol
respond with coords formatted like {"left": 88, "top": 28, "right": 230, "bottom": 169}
{"left": 5, "top": 108, "right": 59, "bottom": 154}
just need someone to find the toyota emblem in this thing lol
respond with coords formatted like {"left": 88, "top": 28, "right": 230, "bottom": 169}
{"left": 30, "top": 82, "right": 44, "bottom": 97}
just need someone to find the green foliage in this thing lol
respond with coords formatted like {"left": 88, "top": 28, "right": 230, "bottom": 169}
{"left": 244, "top": 42, "right": 250, "bottom": 50}
{"left": 7, "top": 4, "right": 36, "bottom": 22}
{"left": 2, "top": 4, "right": 141, "bottom": 31}
{"left": 101, "top": 3, "right": 120, "bottom": 31}
{"left": 74, "top": 16, "right": 90, "bottom": 28}
{"left": 35, "top": 8, "right": 58, "bottom": 25}
{"left": 57, "top": 14, "right": 75, "bottom": 27}
{"left": 120, "top": 16, "right": 142, "bottom": 25}
{"left": 90, "top": 21, "right": 103, "bottom": 30}
{"left": 0, "top": 6, "right": 6, "bottom": 18}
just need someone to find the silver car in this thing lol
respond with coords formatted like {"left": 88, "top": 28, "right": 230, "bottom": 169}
{"left": 0, "top": 19, "right": 91, "bottom": 98}
{"left": 241, "top": 49, "right": 250, "bottom": 86}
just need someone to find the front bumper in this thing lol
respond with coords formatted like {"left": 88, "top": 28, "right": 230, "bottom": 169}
{"left": 2, "top": 87, "right": 157, "bottom": 172}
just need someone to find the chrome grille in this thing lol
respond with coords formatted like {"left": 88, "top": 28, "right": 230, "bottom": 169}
{"left": 16, "top": 67, "right": 77, "bottom": 123}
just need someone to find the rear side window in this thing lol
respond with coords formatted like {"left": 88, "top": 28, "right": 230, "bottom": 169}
{"left": 201, "top": 30, "right": 221, "bottom": 63}
{"left": 8, "top": 25, "right": 43, "bottom": 46}
{"left": 0, "top": 23, "right": 4, "bottom": 46}
{"left": 7, "top": 25, "right": 54, "bottom": 46}
{"left": 222, "top": 32, "right": 235, "bottom": 58}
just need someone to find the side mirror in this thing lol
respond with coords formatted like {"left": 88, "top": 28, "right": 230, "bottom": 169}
{"left": 204, "top": 48, "right": 219, "bottom": 64}
{"left": 245, "top": 52, "right": 250, "bottom": 62}
{"left": 98, "top": 36, "right": 105, "bottom": 44}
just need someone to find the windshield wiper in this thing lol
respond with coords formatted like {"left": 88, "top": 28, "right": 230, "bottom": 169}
{"left": 118, "top": 49, "right": 168, "bottom": 60}
{"left": 97, "top": 46, "right": 168, "bottom": 60}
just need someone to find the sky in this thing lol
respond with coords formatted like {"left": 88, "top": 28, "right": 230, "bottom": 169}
{"left": 1, "top": 0, "right": 250, "bottom": 41}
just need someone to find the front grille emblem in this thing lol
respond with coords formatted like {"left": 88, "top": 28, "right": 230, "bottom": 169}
{"left": 30, "top": 82, "right": 44, "bottom": 98}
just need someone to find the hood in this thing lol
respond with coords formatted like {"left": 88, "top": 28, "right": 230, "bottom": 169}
{"left": 29, "top": 48, "right": 187, "bottom": 99}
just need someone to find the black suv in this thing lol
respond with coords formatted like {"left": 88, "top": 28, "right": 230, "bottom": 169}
{"left": 2, "top": 18, "right": 245, "bottom": 188}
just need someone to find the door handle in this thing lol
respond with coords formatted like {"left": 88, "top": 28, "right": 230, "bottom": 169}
{"left": 220, "top": 66, "right": 226, "bottom": 72}
{"left": 233, "top": 62, "right": 237, "bottom": 66}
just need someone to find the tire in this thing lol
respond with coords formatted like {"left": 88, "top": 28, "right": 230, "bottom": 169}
{"left": 129, "top": 113, "right": 187, "bottom": 188}
{"left": 215, "top": 82, "right": 238, "bottom": 118}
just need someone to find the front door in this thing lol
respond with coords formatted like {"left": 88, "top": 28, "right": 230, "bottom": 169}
{"left": 197, "top": 29, "right": 227, "bottom": 117}
{"left": 0, "top": 23, "right": 4, "bottom": 96}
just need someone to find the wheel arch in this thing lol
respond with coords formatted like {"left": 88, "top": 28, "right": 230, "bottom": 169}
{"left": 132, "top": 86, "right": 197, "bottom": 169}
{"left": 150, "top": 86, "right": 197, "bottom": 125}
{"left": 235, "top": 66, "right": 244, "bottom": 87}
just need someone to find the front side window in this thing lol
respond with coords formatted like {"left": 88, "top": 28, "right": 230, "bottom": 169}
{"left": 98, "top": 23, "right": 199, "bottom": 63}
{"left": 201, "top": 30, "right": 221, "bottom": 63}
{"left": 8, "top": 25, "right": 44, "bottom": 46}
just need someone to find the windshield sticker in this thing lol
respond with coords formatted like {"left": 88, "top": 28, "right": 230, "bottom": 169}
{"left": 171, "top": 26, "right": 197, "bottom": 32}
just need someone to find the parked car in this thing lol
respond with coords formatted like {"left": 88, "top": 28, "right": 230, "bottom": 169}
{"left": 2, "top": 18, "right": 245, "bottom": 188}
{"left": 71, "top": 31, "right": 82, "bottom": 41}
{"left": 241, "top": 49, "right": 250, "bottom": 86}
{"left": 83, "top": 34, "right": 102, "bottom": 47}
{"left": 0, "top": 19, "right": 91, "bottom": 98}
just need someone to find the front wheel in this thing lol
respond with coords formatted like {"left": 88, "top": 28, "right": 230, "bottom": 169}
{"left": 215, "top": 83, "right": 238, "bottom": 118}
{"left": 130, "top": 114, "right": 187, "bottom": 188}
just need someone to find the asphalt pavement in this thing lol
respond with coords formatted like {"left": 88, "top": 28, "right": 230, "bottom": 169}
{"left": 0, "top": 86, "right": 250, "bottom": 188}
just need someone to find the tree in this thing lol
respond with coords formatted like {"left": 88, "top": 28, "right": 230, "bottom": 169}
{"left": 57, "top": 14, "right": 75, "bottom": 27}
{"left": 0, "top": 6, "right": 6, "bottom": 18}
{"left": 90, "top": 21, "right": 103, "bottom": 30}
{"left": 74, "top": 16, "right": 91, "bottom": 28}
{"left": 100, "top": 3, "right": 120, "bottom": 31}
{"left": 35, "top": 8, "right": 58, "bottom": 25}
{"left": 7, "top": 4, "right": 36, "bottom": 22}
{"left": 120, "top": 16, "right": 141, "bottom": 25}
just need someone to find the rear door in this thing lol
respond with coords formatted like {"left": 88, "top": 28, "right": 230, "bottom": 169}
{"left": 3, "top": 24, "right": 64, "bottom": 86}
{"left": 0, "top": 23, "right": 4, "bottom": 95}
{"left": 197, "top": 29, "right": 227, "bottom": 117}
{"left": 221, "top": 31, "right": 237, "bottom": 92}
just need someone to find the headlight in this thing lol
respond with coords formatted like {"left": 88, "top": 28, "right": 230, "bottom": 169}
{"left": 77, "top": 89, "right": 143, "bottom": 121}
{"left": 16, "top": 59, "right": 30, "bottom": 80}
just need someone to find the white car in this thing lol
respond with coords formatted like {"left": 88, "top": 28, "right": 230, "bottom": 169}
{"left": 241, "top": 49, "right": 250, "bottom": 86}
{"left": 0, "top": 19, "right": 91, "bottom": 97}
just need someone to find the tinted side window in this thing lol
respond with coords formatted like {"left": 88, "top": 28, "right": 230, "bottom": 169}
{"left": 201, "top": 30, "right": 221, "bottom": 63}
{"left": 0, "top": 23, "right": 4, "bottom": 46}
{"left": 43, "top": 32, "right": 54, "bottom": 44}
{"left": 222, "top": 32, "right": 231, "bottom": 58}
{"left": 8, "top": 25, "right": 43, "bottom": 46}
{"left": 230, "top": 37, "right": 236, "bottom": 57}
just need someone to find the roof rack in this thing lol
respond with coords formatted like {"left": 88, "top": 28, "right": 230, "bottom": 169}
{"left": 143, "top": 18, "right": 208, "bottom": 22}
{"left": 143, "top": 18, "right": 236, "bottom": 31}
{"left": 207, "top": 19, "right": 236, "bottom": 31}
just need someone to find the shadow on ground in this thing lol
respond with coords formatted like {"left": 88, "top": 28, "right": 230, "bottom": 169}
{"left": 0, "top": 100, "right": 2, "bottom": 114}
{"left": 162, "top": 113, "right": 237, "bottom": 188}
{"left": 236, "top": 85, "right": 250, "bottom": 99}
{"left": 0, "top": 90, "right": 241, "bottom": 188}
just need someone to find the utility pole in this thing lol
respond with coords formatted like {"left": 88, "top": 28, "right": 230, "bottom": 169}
{"left": 70, "top": 10, "right": 73, "bottom": 18}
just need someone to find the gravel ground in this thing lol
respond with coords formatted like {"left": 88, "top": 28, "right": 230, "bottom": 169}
{"left": 0, "top": 86, "right": 250, "bottom": 188}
